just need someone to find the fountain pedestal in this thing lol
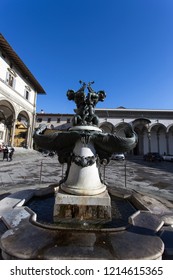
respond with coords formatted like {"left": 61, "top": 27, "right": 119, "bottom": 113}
{"left": 54, "top": 189, "right": 111, "bottom": 224}
{"left": 61, "top": 130, "right": 106, "bottom": 196}
{"left": 54, "top": 129, "right": 112, "bottom": 224}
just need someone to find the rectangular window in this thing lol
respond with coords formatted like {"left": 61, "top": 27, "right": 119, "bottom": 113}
{"left": 8, "top": 73, "right": 14, "bottom": 87}
{"left": 25, "top": 90, "right": 29, "bottom": 100}
{"left": 6, "top": 69, "right": 16, "bottom": 89}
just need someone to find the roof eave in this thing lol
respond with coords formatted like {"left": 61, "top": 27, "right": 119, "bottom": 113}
{"left": 0, "top": 34, "right": 46, "bottom": 94}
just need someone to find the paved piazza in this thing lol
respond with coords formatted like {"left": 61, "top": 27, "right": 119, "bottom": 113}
{"left": 0, "top": 148, "right": 173, "bottom": 204}
{"left": 0, "top": 148, "right": 173, "bottom": 260}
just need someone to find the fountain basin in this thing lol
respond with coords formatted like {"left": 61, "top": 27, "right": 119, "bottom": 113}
{"left": 0, "top": 184, "right": 170, "bottom": 260}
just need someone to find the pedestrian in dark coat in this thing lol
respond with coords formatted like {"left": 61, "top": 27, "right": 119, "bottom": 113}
{"left": 3, "top": 145, "right": 9, "bottom": 161}
{"left": 8, "top": 147, "right": 15, "bottom": 161}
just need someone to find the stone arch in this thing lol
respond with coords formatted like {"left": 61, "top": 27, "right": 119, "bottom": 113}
{"left": 149, "top": 123, "right": 167, "bottom": 154}
{"left": 17, "top": 110, "right": 30, "bottom": 125}
{"left": 166, "top": 124, "right": 173, "bottom": 154}
{"left": 166, "top": 124, "right": 173, "bottom": 133}
{"left": 14, "top": 110, "right": 30, "bottom": 147}
{"left": 132, "top": 118, "right": 151, "bottom": 129}
{"left": 0, "top": 99, "right": 16, "bottom": 123}
{"left": 132, "top": 118, "right": 151, "bottom": 155}
{"left": 149, "top": 122, "right": 166, "bottom": 132}
{"left": 0, "top": 99, "right": 16, "bottom": 145}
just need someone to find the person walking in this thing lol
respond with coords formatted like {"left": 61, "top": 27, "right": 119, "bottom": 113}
{"left": 3, "top": 145, "right": 9, "bottom": 161}
{"left": 8, "top": 146, "right": 15, "bottom": 161}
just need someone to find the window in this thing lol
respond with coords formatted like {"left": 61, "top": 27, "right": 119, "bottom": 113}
{"left": 25, "top": 90, "right": 29, "bottom": 100}
{"left": 6, "top": 68, "right": 16, "bottom": 88}
{"left": 25, "top": 86, "right": 31, "bottom": 100}
{"left": 57, "top": 118, "right": 61, "bottom": 123}
{"left": 8, "top": 73, "right": 14, "bottom": 87}
{"left": 47, "top": 118, "right": 51, "bottom": 123}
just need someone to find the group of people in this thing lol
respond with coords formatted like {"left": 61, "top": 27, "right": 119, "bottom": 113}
{"left": 1, "top": 144, "right": 15, "bottom": 161}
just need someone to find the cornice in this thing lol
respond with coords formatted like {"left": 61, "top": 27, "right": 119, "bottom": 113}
{"left": 0, "top": 34, "right": 45, "bottom": 94}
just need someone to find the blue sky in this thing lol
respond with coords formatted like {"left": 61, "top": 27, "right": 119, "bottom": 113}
{"left": 1, "top": 0, "right": 173, "bottom": 113}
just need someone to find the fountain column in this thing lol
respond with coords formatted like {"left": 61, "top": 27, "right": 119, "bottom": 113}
{"left": 61, "top": 127, "right": 106, "bottom": 195}
{"left": 54, "top": 126, "right": 112, "bottom": 224}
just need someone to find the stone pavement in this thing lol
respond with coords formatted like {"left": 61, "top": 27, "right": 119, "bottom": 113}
{"left": 0, "top": 148, "right": 173, "bottom": 260}
{"left": 0, "top": 148, "right": 173, "bottom": 205}
{"left": 0, "top": 148, "right": 63, "bottom": 197}
{"left": 106, "top": 157, "right": 173, "bottom": 204}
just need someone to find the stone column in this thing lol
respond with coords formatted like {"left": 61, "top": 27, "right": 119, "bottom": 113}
{"left": 157, "top": 133, "right": 160, "bottom": 154}
{"left": 26, "top": 125, "right": 31, "bottom": 148}
{"left": 166, "top": 133, "right": 169, "bottom": 155}
{"left": 11, "top": 119, "right": 17, "bottom": 147}
{"left": 147, "top": 131, "right": 151, "bottom": 153}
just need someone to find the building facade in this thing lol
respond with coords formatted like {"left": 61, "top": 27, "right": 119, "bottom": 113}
{"left": 36, "top": 108, "right": 173, "bottom": 156}
{"left": 0, "top": 34, "right": 45, "bottom": 148}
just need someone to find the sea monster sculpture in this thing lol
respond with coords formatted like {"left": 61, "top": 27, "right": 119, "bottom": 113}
{"left": 67, "top": 80, "right": 106, "bottom": 126}
{"left": 33, "top": 81, "right": 138, "bottom": 182}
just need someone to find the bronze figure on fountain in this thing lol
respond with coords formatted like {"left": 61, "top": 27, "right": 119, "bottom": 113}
{"left": 67, "top": 80, "right": 106, "bottom": 126}
{"left": 33, "top": 81, "right": 138, "bottom": 195}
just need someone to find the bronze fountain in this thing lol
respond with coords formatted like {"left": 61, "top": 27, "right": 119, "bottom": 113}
{"left": 0, "top": 82, "right": 166, "bottom": 260}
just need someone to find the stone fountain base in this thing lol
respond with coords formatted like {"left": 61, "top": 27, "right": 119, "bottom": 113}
{"left": 1, "top": 184, "right": 172, "bottom": 260}
{"left": 1, "top": 215, "right": 163, "bottom": 260}
{"left": 54, "top": 189, "right": 111, "bottom": 224}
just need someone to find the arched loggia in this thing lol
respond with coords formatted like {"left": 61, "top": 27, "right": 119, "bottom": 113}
{"left": 0, "top": 100, "right": 15, "bottom": 145}
{"left": 14, "top": 111, "right": 30, "bottom": 147}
